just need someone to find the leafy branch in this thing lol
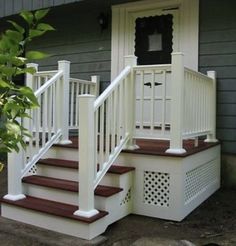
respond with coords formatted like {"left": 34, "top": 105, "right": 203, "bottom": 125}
{"left": 0, "top": 9, "right": 54, "bottom": 154}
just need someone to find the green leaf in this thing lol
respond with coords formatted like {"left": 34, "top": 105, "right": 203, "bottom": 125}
{"left": 35, "top": 9, "right": 50, "bottom": 21}
{"left": 37, "top": 23, "right": 55, "bottom": 31}
{"left": 24, "top": 67, "right": 36, "bottom": 75}
{"left": 29, "top": 29, "right": 46, "bottom": 39}
{"left": 26, "top": 51, "right": 50, "bottom": 60}
{"left": 6, "top": 122, "right": 21, "bottom": 135}
{"left": 7, "top": 21, "right": 25, "bottom": 34}
{"left": 0, "top": 79, "right": 11, "bottom": 88}
{"left": 0, "top": 66, "right": 17, "bottom": 77}
{"left": 18, "top": 86, "right": 39, "bottom": 106}
{"left": 20, "top": 11, "right": 34, "bottom": 25}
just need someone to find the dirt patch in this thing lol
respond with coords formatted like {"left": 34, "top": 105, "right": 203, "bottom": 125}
{"left": 103, "top": 188, "right": 236, "bottom": 246}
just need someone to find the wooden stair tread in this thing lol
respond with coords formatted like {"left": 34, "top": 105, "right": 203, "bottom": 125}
{"left": 38, "top": 158, "right": 135, "bottom": 174}
{"left": 1, "top": 196, "right": 108, "bottom": 223}
{"left": 22, "top": 175, "right": 123, "bottom": 197}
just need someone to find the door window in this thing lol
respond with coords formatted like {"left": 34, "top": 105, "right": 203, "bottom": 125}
{"left": 135, "top": 14, "right": 173, "bottom": 65}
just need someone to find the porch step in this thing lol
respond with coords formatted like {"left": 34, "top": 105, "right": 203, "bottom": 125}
{"left": 1, "top": 196, "right": 108, "bottom": 223}
{"left": 37, "top": 158, "right": 135, "bottom": 174}
{"left": 22, "top": 175, "right": 123, "bottom": 197}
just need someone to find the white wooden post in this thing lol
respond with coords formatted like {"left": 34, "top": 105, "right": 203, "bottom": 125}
{"left": 205, "top": 71, "right": 218, "bottom": 143}
{"left": 26, "top": 63, "right": 38, "bottom": 88}
{"left": 91, "top": 75, "right": 100, "bottom": 97}
{"left": 73, "top": 95, "right": 99, "bottom": 218}
{"left": 166, "top": 52, "right": 186, "bottom": 154}
{"left": 58, "top": 60, "right": 72, "bottom": 144}
{"left": 124, "top": 55, "right": 139, "bottom": 150}
{"left": 4, "top": 151, "right": 25, "bottom": 201}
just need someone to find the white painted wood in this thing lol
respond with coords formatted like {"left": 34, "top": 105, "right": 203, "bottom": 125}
{"left": 4, "top": 151, "right": 26, "bottom": 201}
{"left": 57, "top": 60, "right": 72, "bottom": 144}
{"left": 111, "top": 0, "right": 199, "bottom": 79}
{"left": 124, "top": 56, "right": 139, "bottom": 150}
{"left": 116, "top": 144, "right": 220, "bottom": 221}
{"left": 205, "top": 71, "right": 218, "bottom": 143}
{"left": 166, "top": 52, "right": 186, "bottom": 154}
{"left": 68, "top": 76, "right": 99, "bottom": 130}
{"left": 134, "top": 64, "right": 172, "bottom": 139}
{"left": 1, "top": 204, "right": 107, "bottom": 240}
{"left": 74, "top": 95, "right": 99, "bottom": 218}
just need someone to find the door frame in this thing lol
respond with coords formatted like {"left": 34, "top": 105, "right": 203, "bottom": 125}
{"left": 111, "top": 0, "right": 199, "bottom": 79}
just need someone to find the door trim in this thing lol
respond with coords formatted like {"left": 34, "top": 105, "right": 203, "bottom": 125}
{"left": 111, "top": 0, "right": 199, "bottom": 79}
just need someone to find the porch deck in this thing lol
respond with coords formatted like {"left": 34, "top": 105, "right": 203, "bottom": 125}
{"left": 56, "top": 136, "right": 219, "bottom": 157}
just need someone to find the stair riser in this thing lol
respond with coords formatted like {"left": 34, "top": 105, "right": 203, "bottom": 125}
{"left": 43, "top": 147, "right": 79, "bottom": 161}
{"left": 37, "top": 165, "right": 78, "bottom": 182}
{"left": 36, "top": 164, "right": 134, "bottom": 189}
{"left": 1, "top": 203, "right": 107, "bottom": 240}
{"left": 23, "top": 183, "right": 119, "bottom": 211}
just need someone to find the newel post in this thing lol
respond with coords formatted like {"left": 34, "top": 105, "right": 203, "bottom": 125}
{"left": 205, "top": 71, "right": 218, "bottom": 143}
{"left": 26, "top": 63, "right": 38, "bottom": 89}
{"left": 124, "top": 55, "right": 139, "bottom": 150}
{"left": 73, "top": 95, "right": 99, "bottom": 218}
{"left": 58, "top": 60, "right": 72, "bottom": 144}
{"left": 4, "top": 147, "right": 25, "bottom": 201}
{"left": 91, "top": 75, "right": 100, "bottom": 97}
{"left": 166, "top": 52, "right": 186, "bottom": 154}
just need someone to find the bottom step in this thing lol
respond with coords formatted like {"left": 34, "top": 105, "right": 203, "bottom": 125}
{"left": 1, "top": 196, "right": 108, "bottom": 240}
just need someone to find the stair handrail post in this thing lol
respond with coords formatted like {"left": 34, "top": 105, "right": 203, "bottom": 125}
{"left": 58, "top": 60, "right": 72, "bottom": 144}
{"left": 24, "top": 63, "right": 38, "bottom": 134}
{"left": 26, "top": 63, "right": 38, "bottom": 89}
{"left": 73, "top": 94, "right": 99, "bottom": 218}
{"left": 91, "top": 75, "right": 100, "bottom": 97}
{"left": 4, "top": 137, "right": 26, "bottom": 201}
{"left": 166, "top": 52, "right": 186, "bottom": 154}
{"left": 205, "top": 71, "right": 218, "bottom": 143}
{"left": 124, "top": 55, "right": 139, "bottom": 150}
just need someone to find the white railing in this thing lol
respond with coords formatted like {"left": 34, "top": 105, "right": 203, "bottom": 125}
{"left": 166, "top": 53, "right": 217, "bottom": 154}
{"left": 74, "top": 56, "right": 137, "bottom": 218}
{"left": 4, "top": 61, "right": 72, "bottom": 201}
{"left": 183, "top": 68, "right": 214, "bottom": 138}
{"left": 133, "top": 64, "right": 171, "bottom": 139}
{"left": 69, "top": 76, "right": 100, "bottom": 129}
{"left": 22, "top": 70, "right": 64, "bottom": 177}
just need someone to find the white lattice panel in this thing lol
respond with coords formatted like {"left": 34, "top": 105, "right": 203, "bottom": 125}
{"left": 143, "top": 171, "right": 170, "bottom": 207}
{"left": 184, "top": 160, "right": 218, "bottom": 203}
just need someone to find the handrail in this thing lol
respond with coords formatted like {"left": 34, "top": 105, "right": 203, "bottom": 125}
{"left": 94, "top": 66, "right": 131, "bottom": 110}
{"left": 70, "top": 77, "right": 96, "bottom": 85}
{"left": 34, "top": 70, "right": 58, "bottom": 76}
{"left": 35, "top": 70, "right": 63, "bottom": 97}
{"left": 184, "top": 67, "right": 212, "bottom": 82}
{"left": 76, "top": 58, "right": 136, "bottom": 216}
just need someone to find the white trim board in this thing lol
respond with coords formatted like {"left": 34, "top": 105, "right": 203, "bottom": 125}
{"left": 111, "top": 0, "right": 199, "bottom": 79}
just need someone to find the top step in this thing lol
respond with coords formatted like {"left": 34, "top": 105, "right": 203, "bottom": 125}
{"left": 38, "top": 158, "right": 135, "bottom": 174}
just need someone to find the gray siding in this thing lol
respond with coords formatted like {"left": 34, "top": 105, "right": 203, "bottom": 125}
{"left": 199, "top": 0, "right": 236, "bottom": 153}
{"left": 0, "top": 0, "right": 84, "bottom": 17}
{"left": 26, "top": 0, "right": 137, "bottom": 91}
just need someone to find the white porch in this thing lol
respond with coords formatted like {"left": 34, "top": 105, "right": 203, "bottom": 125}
{"left": 1, "top": 52, "right": 221, "bottom": 240}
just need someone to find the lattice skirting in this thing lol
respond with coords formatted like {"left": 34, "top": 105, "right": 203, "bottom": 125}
{"left": 130, "top": 145, "right": 221, "bottom": 221}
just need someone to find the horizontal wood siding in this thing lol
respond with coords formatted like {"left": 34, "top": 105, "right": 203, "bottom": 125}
{"left": 0, "top": 0, "right": 83, "bottom": 17}
{"left": 199, "top": 0, "right": 236, "bottom": 153}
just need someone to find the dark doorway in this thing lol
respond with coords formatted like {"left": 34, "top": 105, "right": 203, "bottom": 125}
{"left": 135, "top": 14, "right": 173, "bottom": 65}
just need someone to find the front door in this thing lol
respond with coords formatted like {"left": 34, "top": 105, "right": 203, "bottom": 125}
{"left": 134, "top": 9, "right": 178, "bottom": 138}
{"left": 111, "top": 0, "right": 199, "bottom": 139}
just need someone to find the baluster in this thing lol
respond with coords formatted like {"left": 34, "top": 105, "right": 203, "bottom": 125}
{"left": 48, "top": 86, "right": 52, "bottom": 140}
{"left": 99, "top": 104, "right": 105, "bottom": 169}
{"left": 105, "top": 97, "right": 111, "bottom": 160}
{"left": 161, "top": 70, "right": 166, "bottom": 135}
{"left": 140, "top": 70, "right": 144, "bottom": 130}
